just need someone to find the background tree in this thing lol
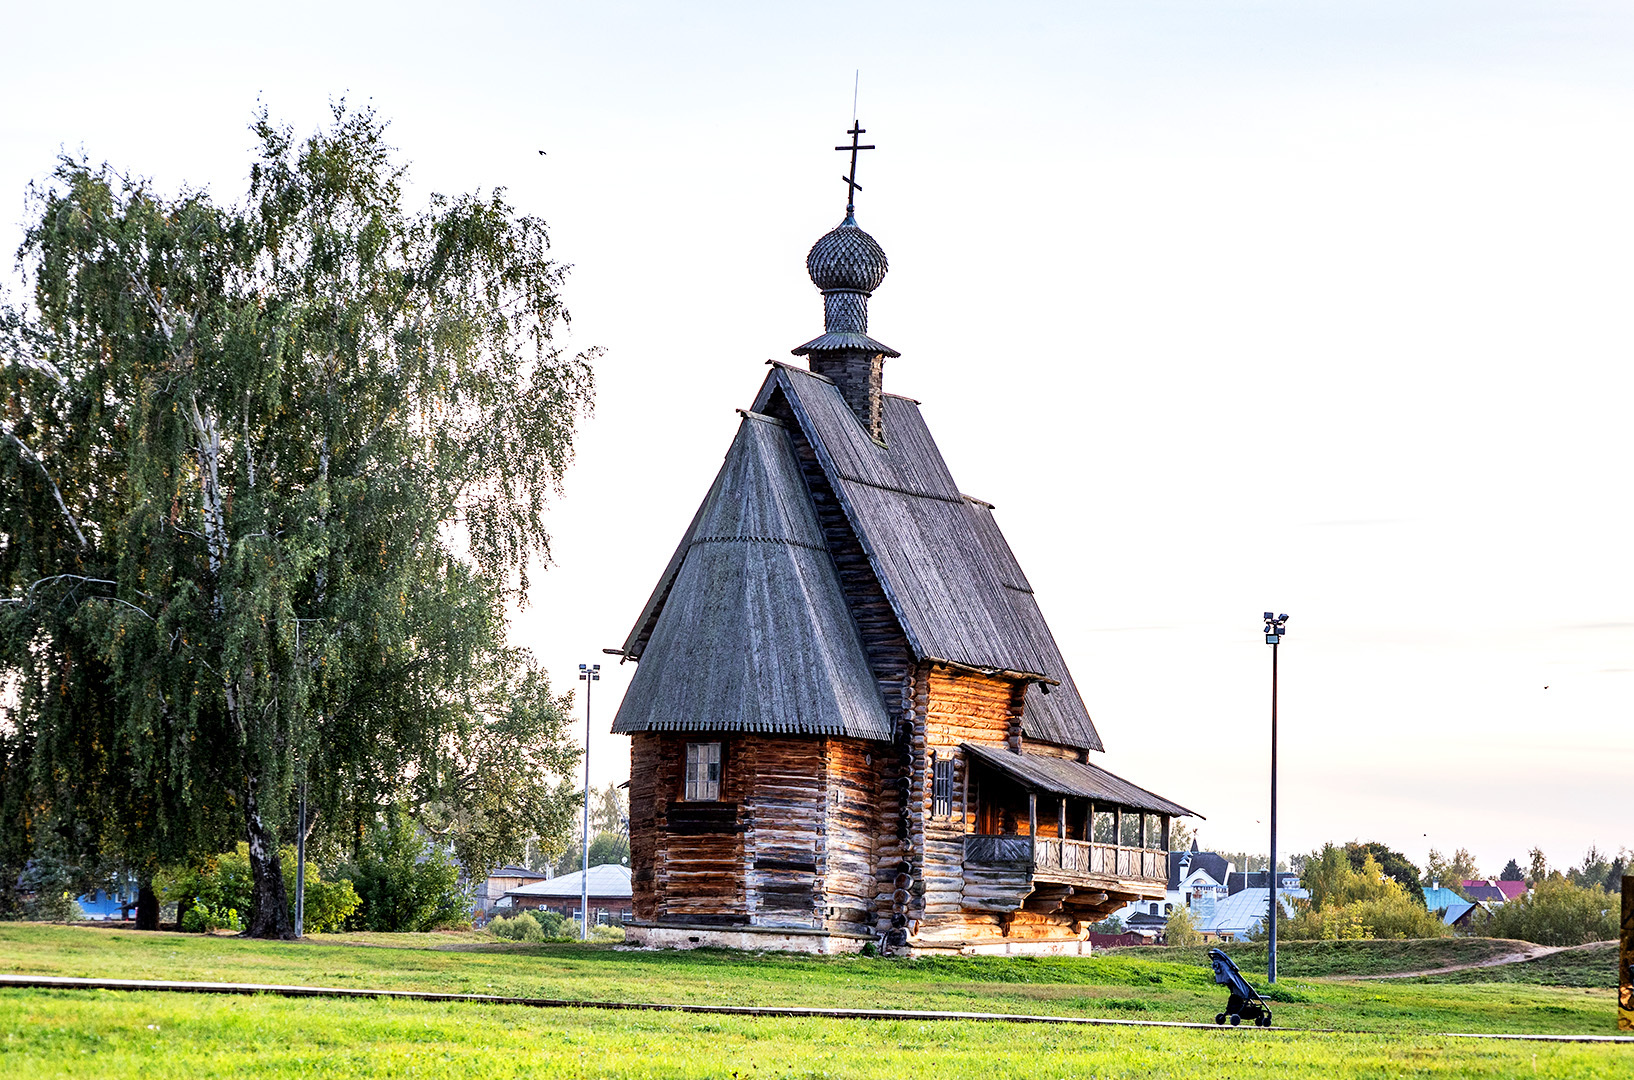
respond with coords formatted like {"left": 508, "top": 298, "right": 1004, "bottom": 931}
{"left": 0, "top": 105, "right": 594, "bottom": 935}
{"left": 1163, "top": 905, "right": 1200, "bottom": 947}
{"left": 1344, "top": 841, "right": 1426, "bottom": 907}
{"left": 1528, "top": 848, "right": 1549, "bottom": 887}
{"left": 1424, "top": 848, "right": 1481, "bottom": 898}
{"left": 1500, "top": 858, "right": 1525, "bottom": 882}
{"left": 1166, "top": 820, "right": 1193, "bottom": 853}
{"left": 1564, "top": 847, "right": 1612, "bottom": 892}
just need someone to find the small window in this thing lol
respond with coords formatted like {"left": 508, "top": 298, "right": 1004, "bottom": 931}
{"left": 1150, "top": 903, "right": 1159, "bottom": 915}
{"left": 684, "top": 742, "right": 721, "bottom": 801}
{"left": 1165, "top": 903, "right": 1173, "bottom": 915}
{"left": 932, "top": 753, "right": 954, "bottom": 818}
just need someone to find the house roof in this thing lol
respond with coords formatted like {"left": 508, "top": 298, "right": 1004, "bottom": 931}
{"left": 1495, "top": 880, "right": 1527, "bottom": 901}
{"left": 1170, "top": 851, "right": 1231, "bottom": 890}
{"left": 1422, "top": 886, "right": 1467, "bottom": 912}
{"left": 1198, "top": 888, "right": 1305, "bottom": 934}
{"left": 1227, "top": 870, "right": 1301, "bottom": 895}
{"left": 756, "top": 364, "right": 1102, "bottom": 750}
{"left": 612, "top": 413, "right": 892, "bottom": 740}
{"left": 1462, "top": 882, "right": 1507, "bottom": 903}
{"left": 487, "top": 865, "right": 546, "bottom": 880}
{"left": 505, "top": 863, "right": 633, "bottom": 901}
{"left": 961, "top": 742, "right": 1198, "bottom": 817}
{"left": 1440, "top": 900, "right": 1480, "bottom": 925}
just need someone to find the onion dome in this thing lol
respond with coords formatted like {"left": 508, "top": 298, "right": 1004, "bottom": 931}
{"left": 806, "top": 213, "right": 889, "bottom": 294}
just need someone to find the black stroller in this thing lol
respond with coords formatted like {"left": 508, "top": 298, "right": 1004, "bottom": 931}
{"left": 1207, "top": 948, "right": 1273, "bottom": 1027}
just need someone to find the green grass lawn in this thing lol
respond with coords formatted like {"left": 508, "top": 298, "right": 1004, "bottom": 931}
{"left": 1127, "top": 938, "right": 1527, "bottom": 978}
{"left": 1, "top": 925, "right": 1629, "bottom": 1078}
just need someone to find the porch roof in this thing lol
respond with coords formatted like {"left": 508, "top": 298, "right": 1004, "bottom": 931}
{"left": 962, "top": 743, "right": 1200, "bottom": 819}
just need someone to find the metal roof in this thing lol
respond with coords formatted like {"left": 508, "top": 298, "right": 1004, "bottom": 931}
{"left": 756, "top": 365, "right": 1103, "bottom": 751}
{"left": 961, "top": 743, "right": 1199, "bottom": 818}
{"left": 505, "top": 863, "right": 633, "bottom": 900}
{"left": 611, "top": 413, "right": 893, "bottom": 740}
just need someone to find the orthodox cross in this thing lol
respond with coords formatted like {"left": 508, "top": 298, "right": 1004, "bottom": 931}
{"left": 836, "top": 123, "right": 875, "bottom": 215}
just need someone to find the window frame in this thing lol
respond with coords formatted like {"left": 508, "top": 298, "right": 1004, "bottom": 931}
{"left": 684, "top": 741, "right": 722, "bottom": 802}
{"left": 931, "top": 752, "right": 955, "bottom": 818}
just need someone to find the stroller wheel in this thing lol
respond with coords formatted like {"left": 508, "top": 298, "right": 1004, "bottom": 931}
{"left": 1216, "top": 1013, "right": 1227, "bottom": 1025}
{"left": 1230, "top": 1014, "right": 1241, "bottom": 1026}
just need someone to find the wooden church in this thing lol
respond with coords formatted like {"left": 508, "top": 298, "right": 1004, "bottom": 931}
{"left": 609, "top": 129, "right": 1198, "bottom": 955}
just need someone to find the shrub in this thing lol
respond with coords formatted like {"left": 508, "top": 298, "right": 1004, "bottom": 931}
{"left": 534, "top": 910, "right": 570, "bottom": 938}
{"left": 589, "top": 923, "right": 625, "bottom": 943}
{"left": 342, "top": 809, "right": 472, "bottom": 932}
{"left": 159, "top": 845, "right": 358, "bottom": 933}
{"left": 179, "top": 901, "right": 241, "bottom": 934}
{"left": 1284, "top": 844, "right": 1448, "bottom": 940}
{"left": 488, "top": 912, "right": 545, "bottom": 942}
{"left": 1484, "top": 877, "right": 1617, "bottom": 946}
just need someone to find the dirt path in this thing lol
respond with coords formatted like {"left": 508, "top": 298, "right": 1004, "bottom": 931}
{"left": 1344, "top": 943, "right": 1565, "bottom": 980}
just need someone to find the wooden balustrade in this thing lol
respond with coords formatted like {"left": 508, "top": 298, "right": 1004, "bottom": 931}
{"left": 964, "top": 835, "right": 1166, "bottom": 884}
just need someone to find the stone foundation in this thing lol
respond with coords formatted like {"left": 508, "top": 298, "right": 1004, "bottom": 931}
{"left": 625, "top": 922, "right": 876, "bottom": 955}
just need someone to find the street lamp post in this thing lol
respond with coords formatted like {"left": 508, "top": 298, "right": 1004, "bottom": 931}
{"left": 578, "top": 663, "right": 600, "bottom": 941}
{"left": 1262, "top": 612, "right": 1288, "bottom": 984}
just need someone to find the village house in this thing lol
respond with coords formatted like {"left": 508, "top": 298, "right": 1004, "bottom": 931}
{"left": 505, "top": 864, "right": 635, "bottom": 926}
{"left": 607, "top": 130, "right": 1199, "bottom": 956}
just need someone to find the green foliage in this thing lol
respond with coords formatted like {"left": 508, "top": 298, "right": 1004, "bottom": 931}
{"left": 342, "top": 809, "right": 470, "bottom": 933}
{"left": 1422, "top": 847, "right": 1480, "bottom": 900}
{"left": 486, "top": 911, "right": 545, "bottom": 942}
{"left": 1083, "top": 914, "right": 1125, "bottom": 935}
{"left": 588, "top": 922, "right": 625, "bottom": 942}
{"left": 180, "top": 901, "right": 241, "bottom": 934}
{"left": 1483, "top": 876, "right": 1618, "bottom": 946}
{"left": 1287, "top": 844, "right": 1447, "bottom": 940}
{"left": 1500, "top": 858, "right": 1524, "bottom": 881}
{"left": 1562, "top": 845, "right": 1629, "bottom": 892}
{"left": 158, "top": 843, "right": 356, "bottom": 933}
{"left": 552, "top": 829, "right": 630, "bottom": 877}
{"left": 1163, "top": 904, "right": 1200, "bottom": 947}
{"left": 1343, "top": 841, "right": 1425, "bottom": 907}
{"left": 1, "top": 103, "right": 592, "bottom": 936}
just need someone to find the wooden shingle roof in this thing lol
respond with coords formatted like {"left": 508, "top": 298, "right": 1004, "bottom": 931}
{"left": 755, "top": 365, "right": 1103, "bottom": 751}
{"left": 611, "top": 413, "right": 893, "bottom": 740}
{"left": 962, "top": 743, "right": 1198, "bottom": 818}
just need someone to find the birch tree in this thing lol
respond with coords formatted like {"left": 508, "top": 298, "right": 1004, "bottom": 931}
{"left": 0, "top": 105, "right": 593, "bottom": 936}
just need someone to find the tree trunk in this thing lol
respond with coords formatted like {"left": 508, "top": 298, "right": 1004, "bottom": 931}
{"left": 175, "top": 894, "right": 194, "bottom": 931}
{"left": 135, "top": 880, "right": 159, "bottom": 931}
{"left": 243, "top": 781, "right": 295, "bottom": 939}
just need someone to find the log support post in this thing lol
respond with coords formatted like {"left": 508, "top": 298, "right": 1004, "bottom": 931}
{"left": 1161, "top": 815, "right": 1171, "bottom": 852}
{"left": 1028, "top": 791, "right": 1037, "bottom": 862}
{"left": 961, "top": 754, "right": 970, "bottom": 834}
{"left": 1139, "top": 812, "right": 1148, "bottom": 849}
{"left": 1114, "top": 806, "right": 1123, "bottom": 848}
{"left": 1057, "top": 797, "right": 1067, "bottom": 841}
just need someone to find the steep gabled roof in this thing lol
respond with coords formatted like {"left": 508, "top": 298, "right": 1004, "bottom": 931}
{"left": 611, "top": 413, "right": 892, "bottom": 741}
{"left": 1170, "top": 850, "right": 1232, "bottom": 890}
{"left": 756, "top": 364, "right": 1102, "bottom": 751}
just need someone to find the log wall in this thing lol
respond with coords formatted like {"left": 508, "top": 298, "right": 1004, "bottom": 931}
{"left": 628, "top": 731, "right": 883, "bottom": 935}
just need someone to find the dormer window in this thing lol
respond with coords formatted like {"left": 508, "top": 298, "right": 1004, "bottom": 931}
{"left": 684, "top": 742, "right": 722, "bottom": 801}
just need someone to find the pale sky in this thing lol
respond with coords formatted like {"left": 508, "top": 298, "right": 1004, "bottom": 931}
{"left": 2, "top": 1, "right": 1630, "bottom": 878}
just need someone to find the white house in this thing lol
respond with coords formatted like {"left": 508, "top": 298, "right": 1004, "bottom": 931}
{"left": 1113, "top": 842, "right": 1235, "bottom": 937}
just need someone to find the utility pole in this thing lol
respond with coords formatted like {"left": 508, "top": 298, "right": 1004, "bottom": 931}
{"left": 1262, "top": 612, "right": 1288, "bottom": 984}
{"left": 578, "top": 663, "right": 600, "bottom": 940}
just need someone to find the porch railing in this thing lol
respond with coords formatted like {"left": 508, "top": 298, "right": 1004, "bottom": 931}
{"left": 964, "top": 834, "right": 1166, "bottom": 883}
